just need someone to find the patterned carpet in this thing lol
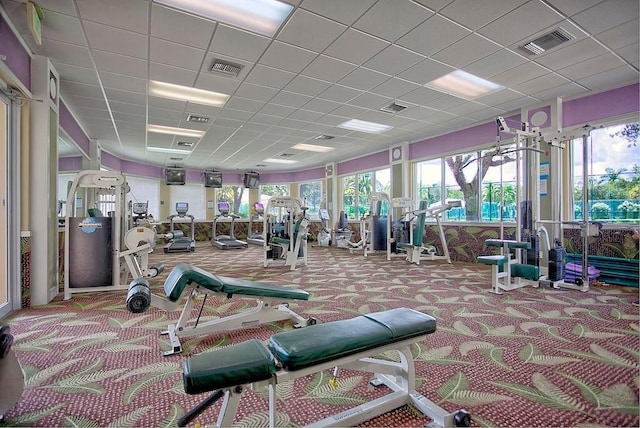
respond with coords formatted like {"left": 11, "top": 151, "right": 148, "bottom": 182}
{"left": 1, "top": 243, "right": 639, "bottom": 427}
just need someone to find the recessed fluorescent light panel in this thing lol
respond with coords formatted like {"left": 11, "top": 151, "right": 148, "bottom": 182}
{"left": 149, "top": 80, "right": 229, "bottom": 107}
{"left": 147, "top": 147, "right": 192, "bottom": 155}
{"left": 426, "top": 70, "right": 503, "bottom": 99}
{"left": 147, "top": 124, "right": 205, "bottom": 138}
{"left": 263, "top": 158, "right": 298, "bottom": 164}
{"left": 292, "top": 143, "right": 334, "bottom": 153}
{"left": 154, "top": 0, "right": 293, "bottom": 37}
{"left": 338, "top": 119, "right": 393, "bottom": 134}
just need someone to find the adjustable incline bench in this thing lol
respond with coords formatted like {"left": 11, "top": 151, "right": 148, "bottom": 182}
{"left": 126, "top": 263, "right": 314, "bottom": 356}
{"left": 180, "top": 308, "right": 470, "bottom": 428}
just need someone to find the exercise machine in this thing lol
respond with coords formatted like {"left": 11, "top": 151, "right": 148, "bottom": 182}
{"left": 212, "top": 202, "right": 248, "bottom": 250}
{"left": 0, "top": 325, "right": 23, "bottom": 422}
{"left": 333, "top": 210, "right": 353, "bottom": 248}
{"left": 316, "top": 208, "right": 332, "bottom": 247}
{"left": 247, "top": 202, "right": 265, "bottom": 246}
{"left": 263, "top": 196, "right": 309, "bottom": 270}
{"left": 120, "top": 226, "right": 164, "bottom": 280}
{"left": 126, "top": 263, "right": 315, "bottom": 356}
{"left": 164, "top": 202, "right": 196, "bottom": 253}
{"left": 178, "top": 308, "right": 470, "bottom": 428}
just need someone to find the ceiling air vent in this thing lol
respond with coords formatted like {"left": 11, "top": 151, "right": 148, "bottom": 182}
{"left": 315, "top": 134, "right": 334, "bottom": 140}
{"left": 380, "top": 102, "right": 407, "bottom": 114}
{"left": 280, "top": 153, "right": 295, "bottom": 158}
{"left": 177, "top": 141, "right": 194, "bottom": 147}
{"left": 186, "top": 114, "right": 210, "bottom": 123}
{"left": 521, "top": 27, "right": 575, "bottom": 55}
{"left": 169, "top": 157, "right": 183, "bottom": 161}
{"left": 210, "top": 59, "right": 244, "bottom": 77}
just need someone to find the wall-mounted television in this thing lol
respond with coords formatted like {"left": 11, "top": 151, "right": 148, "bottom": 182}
{"left": 204, "top": 170, "right": 223, "bottom": 188}
{"left": 165, "top": 167, "right": 186, "bottom": 185}
{"left": 243, "top": 171, "right": 260, "bottom": 189}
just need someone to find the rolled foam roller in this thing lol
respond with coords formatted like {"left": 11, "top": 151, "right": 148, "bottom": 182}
{"left": 126, "top": 278, "right": 151, "bottom": 313}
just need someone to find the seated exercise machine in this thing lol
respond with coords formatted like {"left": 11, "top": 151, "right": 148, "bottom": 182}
{"left": 316, "top": 208, "right": 332, "bottom": 247}
{"left": 179, "top": 308, "right": 471, "bottom": 428}
{"left": 399, "top": 200, "right": 462, "bottom": 265}
{"left": 333, "top": 210, "right": 353, "bottom": 248}
{"left": 0, "top": 325, "right": 23, "bottom": 422}
{"left": 246, "top": 202, "right": 265, "bottom": 246}
{"left": 120, "top": 226, "right": 164, "bottom": 280}
{"left": 164, "top": 202, "right": 195, "bottom": 253}
{"left": 212, "top": 202, "right": 248, "bottom": 250}
{"left": 263, "top": 196, "right": 309, "bottom": 270}
{"left": 126, "top": 263, "right": 314, "bottom": 356}
{"left": 477, "top": 239, "right": 540, "bottom": 294}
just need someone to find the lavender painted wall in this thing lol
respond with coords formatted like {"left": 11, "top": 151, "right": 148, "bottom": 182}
{"left": 337, "top": 150, "right": 388, "bottom": 175}
{"left": 294, "top": 166, "right": 324, "bottom": 182}
{"left": 100, "top": 151, "right": 121, "bottom": 171}
{"left": 58, "top": 156, "right": 82, "bottom": 171}
{"left": 563, "top": 83, "right": 639, "bottom": 128}
{"left": 409, "top": 122, "right": 497, "bottom": 160}
{"left": 59, "top": 100, "right": 90, "bottom": 154}
{"left": 121, "top": 159, "right": 163, "bottom": 179}
{"left": 0, "top": 13, "right": 30, "bottom": 90}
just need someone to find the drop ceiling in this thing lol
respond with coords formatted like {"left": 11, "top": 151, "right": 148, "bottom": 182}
{"left": 1, "top": 0, "right": 638, "bottom": 172}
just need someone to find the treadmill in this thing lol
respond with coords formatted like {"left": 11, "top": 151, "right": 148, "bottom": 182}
{"left": 246, "top": 202, "right": 265, "bottom": 246}
{"left": 211, "top": 202, "right": 248, "bottom": 250}
{"left": 164, "top": 202, "right": 196, "bottom": 253}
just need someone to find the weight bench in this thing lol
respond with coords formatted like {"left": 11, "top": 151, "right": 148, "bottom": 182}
{"left": 180, "top": 308, "right": 470, "bottom": 428}
{"left": 126, "top": 263, "right": 314, "bottom": 356}
{"left": 477, "top": 239, "right": 539, "bottom": 294}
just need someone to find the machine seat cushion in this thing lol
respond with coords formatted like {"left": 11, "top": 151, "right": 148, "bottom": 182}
{"left": 164, "top": 263, "right": 310, "bottom": 302}
{"left": 396, "top": 242, "right": 414, "bottom": 249}
{"left": 268, "top": 308, "right": 435, "bottom": 370}
{"left": 271, "top": 237, "right": 291, "bottom": 246}
{"left": 183, "top": 339, "right": 275, "bottom": 394}
{"left": 485, "top": 239, "right": 531, "bottom": 249}
{"left": 477, "top": 255, "right": 508, "bottom": 266}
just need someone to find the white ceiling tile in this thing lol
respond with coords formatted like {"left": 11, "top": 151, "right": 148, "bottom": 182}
{"left": 287, "top": 109, "right": 324, "bottom": 122}
{"left": 324, "top": 29, "right": 389, "bottom": 65}
{"left": 557, "top": 53, "right": 625, "bottom": 80}
{"left": 108, "top": 100, "right": 147, "bottom": 116}
{"left": 93, "top": 50, "right": 147, "bottom": 78}
{"left": 258, "top": 103, "right": 297, "bottom": 118}
{"left": 77, "top": 0, "right": 149, "bottom": 33}
{"left": 318, "top": 85, "right": 363, "bottom": 103}
{"left": 397, "top": 87, "right": 444, "bottom": 106}
{"left": 150, "top": 3, "right": 214, "bottom": 50}
{"left": 532, "top": 82, "right": 585, "bottom": 100}
{"left": 543, "top": 0, "right": 603, "bottom": 17}
{"left": 353, "top": 0, "right": 432, "bottom": 42}
{"left": 430, "top": 94, "right": 466, "bottom": 110}
{"left": 185, "top": 103, "right": 222, "bottom": 117}
{"left": 491, "top": 62, "right": 549, "bottom": 87}
{"left": 534, "top": 38, "right": 608, "bottom": 70}
{"left": 60, "top": 80, "right": 103, "bottom": 98}
{"left": 148, "top": 106, "right": 183, "bottom": 120}
{"left": 53, "top": 62, "right": 100, "bottom": 86}
{"left": 512, "top": 73, "right": 570, "bottom": 94}
{"left": 301, "top": 97, "right": 342, "bottom": 114}
{"left": 270, "top": 91, "right": 313, "bottom": 109}
{"left": 595, "top": 19, "right": 639, "bottom": 49}
{"left": 150, "top": 38, "right": 206, "bottom": 71}
{"left": 37, "top": 9, "right": 87, "bottom": 46}
{"left": 440, "top": 0, "right": 527, "bottom": 30}
{"left": 216, "top": 108, "right": 253, "bottom": 121}
{"left": 84, "top": 21, "right": 148, "bottom": 59}
{"left": 32, "top": 39, "right": 94, "bottom": 68}
{"left": 617, "top": 43, "right": 639, "bottom": 66}
{"left": 225, "top": 97, "right": 265, "bottom": 113}
{"left": 572, "top": 0, "right": 639, "bottom": 34}
{"left": 432, "top": 34, "right": 501, "bottom": 68}
{"left": 330, "top": 104, "right": 368, "bottom": 118}
{"left": 301, "top": 55, "right": 358, "bottom": 82}
{"left": 259, "top": 41, "right": 317, "bottom": 73}
{"left": 30, "top": 0, "right": 78, "bottom": 16}
{"left": 210, "top": 24, "right": 271, "bottom": 62}
{"left": 235, "top": 83, "right": 279, "bottom": 102}
{"left": 316, "top": 114, "right": 351, "bottom": 126}
{"left": 370, "top": 77, "right": 420, "bottom": 98}
{"left": 476, "top": 88, "right": 528, "bottom": 107}
{"left": 245, "top": 65, "right": 296, "bottom": 89}
{"left": 338, "top": 68, "right": 389, "bottom": 91}
{"left": 195, "top": 72, "right": 241, "bottom": 95}
{"left": 238, "top": 122, "right": 272, "bottom": 133}
{"left": 277, "top": 9, "right": 346, "bottom": 52}
{"left": 66, "top": 105, "right": 109, "bottom": 120}
{"left": 284, "top": 76, "right": 332, "bottom": 97}
{"left": 576, "top": 65, "right": 640, "bottom": 90}
{"left": 149, "top": 62, "right": 197, "bottom": 86}
{"left": 396, "top": 15, "right": 470, "bottom": 57}
{"left": 105, "top": 88, "right": 147, "bottom": 105}
{"left": 396, "top": 59, "right": 454, "bottom": 85}
{"left": 363, "top": 45, "right": 424, "bottom": 76}
{"left": 148, "top": 97, "right": 187, "bottom": 112}
{"left": 465, "top": 49, "right": 528, "bottom": 79}
{"left": 99, "top": 71, "right": 147, "bottom": 93}
{"left": 63, "top": 94, "right": 109, "bottom": 110}
{"left": 479, "top": 1, "right": 564, "bottom": 46}
{"left": 300, "top": 0, "right": 376, "bottom": 25}
{"left": 277, "top": 118, "right": 308, "bottom": 130}
{"left": 349, "top": 92, "right": 392, "bottom": 109}
{"left": 445, "top": 100, "right": 489, "bottom": 116}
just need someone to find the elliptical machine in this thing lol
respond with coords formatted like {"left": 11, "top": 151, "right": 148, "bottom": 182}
{"left": 163, "top": 202, "right": 196, "bottom": 253}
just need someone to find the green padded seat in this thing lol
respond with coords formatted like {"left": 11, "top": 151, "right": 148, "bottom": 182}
{"left": 268, "top": 308, "right": 436, "bottom": 370}
{"left": 164, "top": 263, "right": 310, "bottom": 302}
{"left": 397, "top": 200, "right": 428, "bottom": 250}
{"left": 183, "top": 339, "right": 276, "bottom": 394}
{"left": 485, "top": 239, "right": 531, "bottom": 249}
{"left": 271, "top": 237, "right": 290, "bottom": 245}
{"left": 477, "top": 255, "right": 508, "bottom": 266}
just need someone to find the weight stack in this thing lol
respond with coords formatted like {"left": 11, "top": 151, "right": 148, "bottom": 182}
{"left": 548, "top": 247, "right": 566, "bottom": 281}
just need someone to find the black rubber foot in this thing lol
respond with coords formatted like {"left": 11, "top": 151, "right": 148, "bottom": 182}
{"left": 454, "top": 409, "right": 471, "bottom": 427}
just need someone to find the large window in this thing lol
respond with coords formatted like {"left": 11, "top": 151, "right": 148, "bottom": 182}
{"left": 260, "top": 184, "right": 289, "bottom": 208}
{"left": 217, "top": 185, "right": 250, "bottom": 217}
{"left": 341, "top": 168, "right": 390, "bottom": 220}
{"left": 572, "top": 122, "right": 639, "bottom": 222}
{"left": 169, "top": 183, "right": 205, "bottom": 219}
{"left": 299, "top": 181, "right": 322, "bottom": 219}
{"left": 126, "top": 175, "right": 160, "bottom": 220}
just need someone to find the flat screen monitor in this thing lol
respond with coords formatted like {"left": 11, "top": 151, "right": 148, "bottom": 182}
{"left": 165, "top": 168, "right": 186, "bottom": 185}
{"left": 204, "top": 171, "right": 223, "bottom": 188}
{"left": 243, "top": 171, "right": 260, "bottom": 189}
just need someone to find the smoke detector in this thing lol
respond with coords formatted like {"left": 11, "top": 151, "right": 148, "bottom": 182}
{"left": 520, "top": 27, "right": 575, "bottom": 55}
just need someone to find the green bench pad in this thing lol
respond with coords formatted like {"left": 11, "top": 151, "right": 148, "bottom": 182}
{"left": 183, "top": 339, "right": 275, "bottom": 394}
{"left": 485, "top": 239, "right": 531, "bottom": 249}
{"left": 396, "top": 242, "right": 414, "bottom": 249}
{"left": 165, "top": 263, "right": 310, "bottom": 302}
{"left": 269, "top": 308, "right": 436, "bottom": 370}
{"left": 477, "top": 255, "right": 508, "bottom": 266}
{"left": 271, "top": 237, "right": 291, "bottom": 245}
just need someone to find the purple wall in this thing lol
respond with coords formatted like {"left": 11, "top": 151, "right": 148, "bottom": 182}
{"left": 59, "top": 101, "right": 90, "bottom": 154}
{"left": 563, "top": 83, "right": 639, "bottom": 128}
{"left": 58, "top": 156, "right": 82, "bottom": 171}
{"left": 0, "top": 13, "right": 30, "bottom": 90}
{"left": 120, "top": 159, "right": 163, "bottom": 179}
{"left": 294, "top": 166, "right": 324, "bottom": 182}
{"left": 100, "top": 151, "right": 121, "bottom": 171}
{"left": 337, "top": 150, "right": 388, "bottom": 175}
{"left": 409, "top": 122, "right": 497, "bottom": 160}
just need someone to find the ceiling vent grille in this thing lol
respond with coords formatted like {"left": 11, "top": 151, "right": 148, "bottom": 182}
{"left": 186, "top": 114, "right": 210, "bottom": 123}
{"left": 521, "top": 27, "right": 575, "bottom": 55}
{"left": 177, "top": 141, "right": 194, "bottom": 147}
{"left": 210, "top": 59, "right": 244, "bottom": 77}
{"left": 169, "top": 157, "right": 183, "bottom": 161}
{"left": 315, "top": 134, "right": 335, "bottom": 140}
{"left": 280, "top": 153, "right": 295, "bottom": 158}
{"left": 380, "top": 102, "right": 408, "bottom": 114}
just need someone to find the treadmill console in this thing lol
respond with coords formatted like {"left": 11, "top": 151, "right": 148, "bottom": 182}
{"left": 218, "top": 202, "right": 230, "bottom": 216}
{"left": 319, "top": 208, "right": 330, "bottom": 220}
{"left": 176, "top": 202, "right": 189, "bottom": 216}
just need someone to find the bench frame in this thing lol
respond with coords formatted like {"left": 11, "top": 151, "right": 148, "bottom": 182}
{"left": 149, "top": 285, "right": 310, "bottom": 356}
{"left": 192, "top": 336, "right": 462, "bottom": 428}
{"left": 478, "top": 239, "right": 539, "bottom": 294}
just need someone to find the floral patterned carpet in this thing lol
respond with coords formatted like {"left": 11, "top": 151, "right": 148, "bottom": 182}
{"left": 1, "top": 244, "right": 639, "bottom": 427}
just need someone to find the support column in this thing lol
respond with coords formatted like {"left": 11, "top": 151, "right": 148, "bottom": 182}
{"left": 29, "top": 56, "right": 59, "bottom": 305}
{"left": 325, "top": 162, "right": 336, "bottom": 221}
{"left": 390, "top": 143, "right": 408, "bottom": 198}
